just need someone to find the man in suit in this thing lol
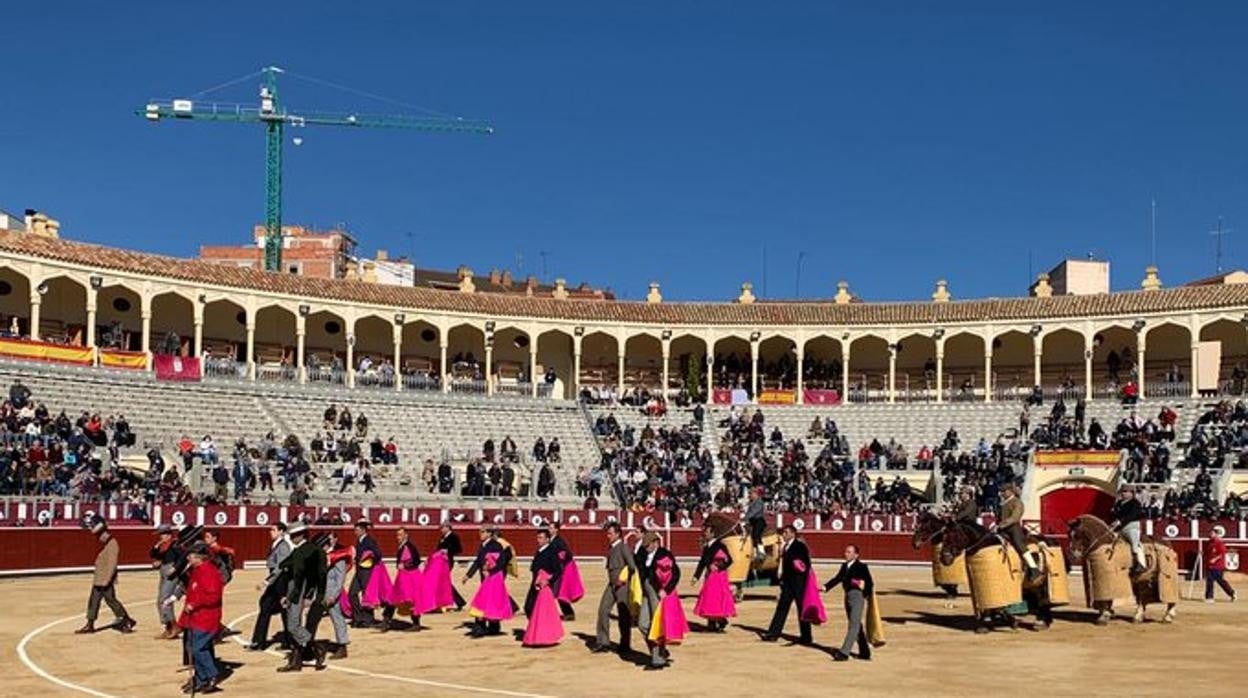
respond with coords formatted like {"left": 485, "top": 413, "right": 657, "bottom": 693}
{"left": 823, "top": 544, "right": 874, "bottom": 661}
{"left": 313, "top": 531, "right": 352, "bottom": 659}
{"left": 246, "top": 522, "right": 290, "bottom": 650}
{"left": 276, "top": 521, "right": 328, "bottom": 672}
{"left": 763, "top": 525, "right": 812, "bottom": 644}
{"left": 593, "top": 521, "right": 637, "bottom": 655}
{"left": 349, "top": 519, "right": 383, "bottom": 627}
{"left": 436, "top": 522, "right": 467, "bottom": 610}
{"left": 637, "top": 532, "right": 680, "bottom": 670}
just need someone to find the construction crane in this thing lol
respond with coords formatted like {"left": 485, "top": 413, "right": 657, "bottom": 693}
{"left": 137, "top": 66, "right": 493, "bottom": 272}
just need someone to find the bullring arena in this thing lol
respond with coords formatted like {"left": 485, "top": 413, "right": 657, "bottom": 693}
{"left": 6, "top": 8, "right": 1248, "bottom": 698}
{"left": 3, "top": 562, "right": 1245, "bottom": 698}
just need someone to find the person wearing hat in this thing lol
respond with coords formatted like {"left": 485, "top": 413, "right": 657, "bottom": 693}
{"left": 1205, "top": 530, "right": 1238, "bottom": 603}
{"left": 349, "top": 519, "right": 383, "bottom": 628}
{"left": 743, "top": 488, "right": 767, "bottom": 559}
{"left": 178, "top": 542, "right": 224, "bottom": 694}
{"left": 1109, "top": 486, "right": 1147, "bottom": 573}
{"left": 277, "top": 520, "right": 328, "bottom": 672}
{"left": 76, "top": 517, "right": 136, "bottom": 635}
{"left": 463, "top": 527, "right": 514, "bottom": 637}
{"left": 311, "top": 532, "right": 352, "bottom": 658}
{"left": 150, "top": 523, "right": 185, "bottom": 640}
{"left": 637, "top": 531, "right": 686, "bottom": 669}
{"left": 246, "top": 522, "right": 291, "bottom": 651}
{"left": 993, "top": 483, "right": 1040, "bottom": 581}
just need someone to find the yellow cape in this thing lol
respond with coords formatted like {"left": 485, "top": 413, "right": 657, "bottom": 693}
{"left": 865, "top": 590, "right": 886, "bottom": 647}
{"left": 620, "top": 567, "right": 643, "bottom": 621}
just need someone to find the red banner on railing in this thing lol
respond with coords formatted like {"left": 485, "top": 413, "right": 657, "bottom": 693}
{"left": 153, "top": 354, "right": 202, "bottom": 381}
{"left": 802, "top": 388, "right": 841, "bottom": 405}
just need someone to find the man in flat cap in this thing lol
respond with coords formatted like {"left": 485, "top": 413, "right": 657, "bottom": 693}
{"left": 76, "top": 516, "right": 136, "bottom": 634}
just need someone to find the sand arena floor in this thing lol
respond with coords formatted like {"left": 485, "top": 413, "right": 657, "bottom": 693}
{"left": 2, "top": 564, "right": 1243, "bottom": 697}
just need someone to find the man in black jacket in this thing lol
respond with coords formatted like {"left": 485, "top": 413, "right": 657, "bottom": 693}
{"left": 349, "top": 520, "right": 383, "bottom": 627}
{"left": 276, "top": 521, "right": 328, "bottom": 672}
{"left": 525, "top": 528, "right": 562, "bottom": 616}
{"left": 436, "top": 522, "right": 466, "bottom": 609}
{"left": 823, "top": 544, "right": 874, "bottom": 661}
{"left": 763, "top": 525, "right": 812, "bottom": 645}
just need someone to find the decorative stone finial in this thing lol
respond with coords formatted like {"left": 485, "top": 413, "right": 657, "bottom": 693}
{"left": 737, "top": 282, "right": 756, "bottom": 305}
{"left": 552, "top": 278, "right": 569, "bottom": 300}
{"left": 457, "top": 266, "right": 475, "bottom": 294}
{"left": 1032, "top": 273, "right": 1052, "bottom": 298}
{"left": 1141, "top": 265, "right": 1162, "bottom": 291}
{"left": 646, "top": 282, "right": 662, "bottom": 304}
{"left": 932, "top": 279, "right": 951, "bottom": 303}
{"left": 834, "top": 280, "right": 852, "bottom": 305}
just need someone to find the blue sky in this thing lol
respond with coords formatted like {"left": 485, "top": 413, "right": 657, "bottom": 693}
{"left": 3, "top": 2, "right": 1246, "bottom": 301}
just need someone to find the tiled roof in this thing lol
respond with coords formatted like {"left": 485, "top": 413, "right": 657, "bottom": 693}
{"left": 2, "top": 230, "right": 1247, "bottom": 327}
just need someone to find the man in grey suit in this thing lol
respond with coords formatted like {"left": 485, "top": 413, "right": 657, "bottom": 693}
{"left": 246, "top": 522, "right": 291, "bottom": 650}
{"left": 592, "top": 521, "right": 637, "bottom": 655}
{"left": 312, "top": 531, "right": 351, "bottom": 659}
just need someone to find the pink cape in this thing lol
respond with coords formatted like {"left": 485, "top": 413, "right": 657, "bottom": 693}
{"left": 648, "top": 592, "right": 690, "bottom": 645}
{"left": 557, "top": 558, "right": 586, "bottom": 604}
{"left": 361, "top": 561, "right": 394, "bottom": 609}
{"left": 693, "top": 568, "right": 737, "bottom": 620}
{"left": 799, "top": 569, "right": 828, "bottom": 625}
{"left": 339, "top": 589, "right": 352, "bottom": 619}
{"left": 423, "top": 549, "right": 456, "bottom": 611}
{"left": 469, "top": 571, "right": 515, "bottom": 621}
{"left": 390, "top": 553, "right": 435, "bottom": 616}
{"left": 522, "top": 576, "right": 564, "bottom": 647}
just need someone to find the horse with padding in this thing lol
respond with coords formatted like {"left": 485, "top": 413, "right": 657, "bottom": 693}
{"left": 911, "top": 512, "right": 967, "bottom": 606}
{"left": 1065, "top": 514, "right": 1178, "bottom": 625}
{"left": 703, "top": 512, "right": 781, "bottom": 596}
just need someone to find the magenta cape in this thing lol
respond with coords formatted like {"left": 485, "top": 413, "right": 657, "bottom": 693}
{"left": 390, "top": 547, "right": 434, "bottom": 615}
{"left": 693, "top": 568, "right": 737, "bottom": 620}
{"left": 557, "top": 558, "right": 586, "bottom": 604}
{"left": 469, "top": 571, "right": 515, "bottom": 621}
{"left": 799, "top": 568, "right": 828, "bottom": 625}
{"left": 361, "top": 561, "right": 394, "bottom": 609}
{"left": 522, "top": 580, "right": 564, "bottom": 647}
{"left": 647, "top": 592, "right": 690, "bottom": 645}
{"left": 423, "top": 549, "right": 457, "bottom": 611}
{"left": 339, "top": 588, "right": 352, "bottom": 618}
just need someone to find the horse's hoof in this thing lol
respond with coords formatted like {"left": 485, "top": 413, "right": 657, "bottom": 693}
{"left": 1094, "top": 616, "right": 1109, "bottom": 626}
{"left": 1131, "top": 615, "right": 1143, "bottom": 625}
{"left": 974, "top": 626, "right": 989, "bottom": 634}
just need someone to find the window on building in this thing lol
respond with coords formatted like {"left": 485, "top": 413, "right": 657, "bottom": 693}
{"left": 287, "top": 262, "right": 302, "bottom": 275}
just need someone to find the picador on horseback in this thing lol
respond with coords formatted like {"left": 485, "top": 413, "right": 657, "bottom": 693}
{"left": 1109, "top": 486, "right": 1147, "bottom": 574}
{"left": 993, "top": 484, "right": 1041, "bottom": 582}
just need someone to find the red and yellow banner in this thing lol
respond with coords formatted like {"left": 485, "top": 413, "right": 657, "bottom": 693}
{"left": 1034, "top": 450, "right": 1120, "bottom": 468}
{"left": 99, "top": 349, "right": 147, "bottom": 370}
{"left": 0, "top": 337, "right": 92, "bottom": 365}
{"left": 758, "top": 389, "right": 797, "bottom": 405}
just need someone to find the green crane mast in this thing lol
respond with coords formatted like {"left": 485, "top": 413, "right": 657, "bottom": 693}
{"left": 138, "top": 66, "right": 493, "bottom": 272}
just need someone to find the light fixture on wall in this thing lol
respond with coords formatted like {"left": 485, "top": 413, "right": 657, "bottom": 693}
{"left": 1029, "top": 324, "right": 1043, "bottom": 337}
{"left": 749, "top": 331, "right": 761, "bottom": 342}
{"left": 661, "top": 329, "right": 672, "bottom": 341}
{"left": 35, "top": 281, "right": 48, "bottom": 296}
{"left": 573, "top": 326, "right": 584, "bottom": 337}
{"left": 298, "top": 304, "right": 310, "bottom": 317}
{"left": 347, "top": 333, "right": 356, "bottom": 347}
{"left": 484, "top": 320, "right": 496, "bottom": 333}
{"left": 89, "top": 275, "right": 103, "bottom": 290}
{"left": 394, "top": 312, "right": 406, "bottom": 325}
{"left": 1132, "top": 318, "right": 1146, "bottom": 332}
{"left": 888, "top": 342, "right": 900, "bottom": 353}
{"left": 932, "top": 328, "right": 945, "bottom": 340}
{"left": 198, "top": 293, "right": 207, "bottom": 304}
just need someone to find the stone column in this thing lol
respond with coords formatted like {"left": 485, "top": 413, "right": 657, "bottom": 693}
{"left": 295, "top": 315, "right": 307, "bottom": 384}
{"left": 842, "top": 342, "right": 851, "bottom": 402}
{"left": 795, "top": 345, "right": 805, "bottom": 405}
{"left": 27, "top": 292, "right": 41, "bottom": 341}
{"left": 485, "top": 341, "right": 494, "bottom": 395}
{"left": 141, "top": 295, "right": 153, "bottom": 370}
{"left": 1136, "top": 337, "right": 1146, "bottom": 398}
{"left": 245, "top": 320, "right": 256, "bottom": 381}
{"left": 705, "top": 353, "right": 714, "bottom": 403}
{"left": 192, "top": 305, "right": 204, "bottom": 359}
{"left": 1083, "top": 343, "right": 1093, "bottom": 399}
{"left": 1190, "top": 341, "right": 1200, "bottom": 398}
{"left": 392, "top": 324, "right": 403, "bottom": 392}
{"left": 750, "top": 340, "right": 760, "bottom": 399}
{"left": 887, "top": 344, "right": 897, "bottom": 404}
{"left": 935, "top": 342, "right": 945, "bottom": 403}
{"left": 572, "top": 342, "right": 582, "bottom": 400}
{"left": 983, "top": 351, "right": 993, "bottom": 403}
{"left": 1032, "top": 340, "right": 1042, "bottom": 390}
{"left": 440, "top": 341, "right": 450, "bottom": 394}
{"left": 617, "top": 348, "right": 625, "bottom": 397}
{"left": 345, "top": 334, "right": 355, "bottom": 388}
{"left": 530, "top": 344, "right": 539, "bottom": 398}
{"left": 85, "top": 289, "right": 98, "bottom": 360}
{"left": 660, "top": 338, "right": 671, "bottom": 398}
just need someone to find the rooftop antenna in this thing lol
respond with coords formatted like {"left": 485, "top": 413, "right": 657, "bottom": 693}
{"left": 1150, "top": 198, "right": 1157, "bottom": 267}
{"left": 1210, "top": 217, "right": 1231, "bottom": 274}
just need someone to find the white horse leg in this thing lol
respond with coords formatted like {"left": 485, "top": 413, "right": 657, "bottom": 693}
{"left": 1162, "top": 604, "right": 1176, "bottom": 623}
{"left": 1132, "top": 603, "right": 1145, "bottom": 624}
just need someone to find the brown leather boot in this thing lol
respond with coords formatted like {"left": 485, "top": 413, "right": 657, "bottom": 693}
{"left": 74, "top": 623, "right": 95, "bottom": 634}
{"left": 329, "top": 646, "right": 348, "bottom": 660}
{"left": 275, "top": 649, "right": 303, "bottom": 673}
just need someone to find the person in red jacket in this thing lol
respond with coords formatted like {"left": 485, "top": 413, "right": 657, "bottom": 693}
{"left": 1205, "top": 532, "right": 1238, "bottom": 603}
{"left": 179, "top": 542, "right": 224, "bottom": 694}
